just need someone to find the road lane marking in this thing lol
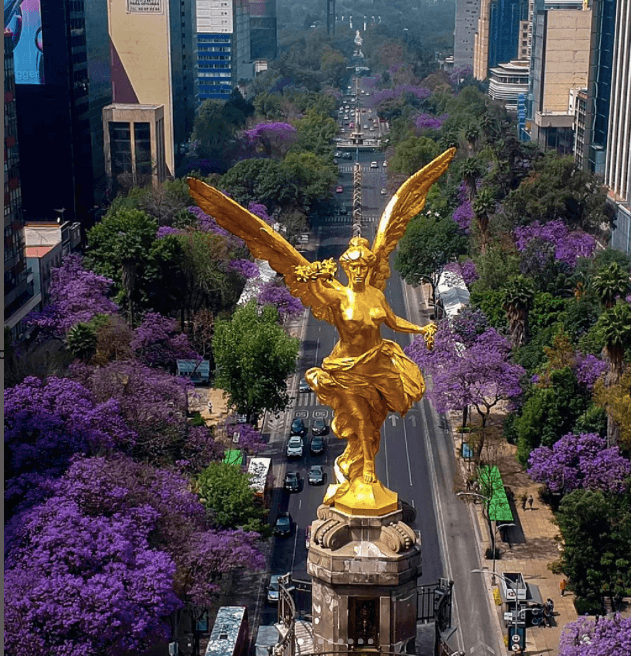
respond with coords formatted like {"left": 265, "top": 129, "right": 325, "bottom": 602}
{"left": 402, "top": 414, "right": 413, "bottom": 486}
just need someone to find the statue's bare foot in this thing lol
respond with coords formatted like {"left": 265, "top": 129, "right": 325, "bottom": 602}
{"left": 363, "top": 464, "right": 377, "bottom": 484}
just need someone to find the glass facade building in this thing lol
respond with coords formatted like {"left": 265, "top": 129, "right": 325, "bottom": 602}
{"left": 197, "top": 33, "right": 233, "bottom": 99}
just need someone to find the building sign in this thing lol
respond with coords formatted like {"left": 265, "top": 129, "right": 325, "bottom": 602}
{"left": 6, "top": 0, "right": 45, "bottom": 85}
{"left": 127, "top": 0, "right": 163, "bottom": 13}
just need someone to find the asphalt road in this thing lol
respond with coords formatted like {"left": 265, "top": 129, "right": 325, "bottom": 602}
{"left": 258, "top": 88, "right": 504, "bottom": 656}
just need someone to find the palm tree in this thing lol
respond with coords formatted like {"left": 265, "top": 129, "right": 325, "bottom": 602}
{"left": 66, "top": 323, "right": 97, "bottom": 363}
{"left": 592, "top": 262, "right": 630, "bottom": 309}
{"left": 472, "top": 187, "right": 496, "bottom": 254}
{"left": 461, "top": 158, "right": 482, "bottom": 201}
{"left": 501, "top": 275, "right": 535, "bottom": 348}
{"left": 464, "top": 123, "right": 481, "bottom": 155}
{"left": 598, "top": 301, "right": 631, "bottom": 446}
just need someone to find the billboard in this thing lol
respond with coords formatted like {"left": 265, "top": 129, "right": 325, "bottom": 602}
{"left": 4, "top": 0, "right": 44, "bottom": 84}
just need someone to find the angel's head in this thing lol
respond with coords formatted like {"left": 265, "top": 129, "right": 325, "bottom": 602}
{"left": 340, "top": 237, "right": 376, "bottom": 290}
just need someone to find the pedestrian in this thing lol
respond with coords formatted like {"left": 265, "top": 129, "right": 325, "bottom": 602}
{"left": 207, "top": 401, "right": 213, "bottom": 414}
{"left": 466, "top": 478, "right": 471, "bottom": 492}
{"left": 527, "top": 494, "right": 534, "bottom": 510}
{"left": 547, "top": 598, "right": 554, "bottom": 615}
{"left": 560, "top": 579, "right": 567, "bottom": 596}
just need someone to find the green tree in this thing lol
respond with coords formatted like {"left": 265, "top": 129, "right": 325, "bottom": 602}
{"left": 192, "top": 100, "right": 238, "bottom": 167}
{"left": 292, "top": 108, "right": 338, "bottom": 157}
{"left": 472, "top": 186, "right": 496, "bottom": 254}
{"left": 86, "top": 208, "right": 158, "bottom": 325}
{"left": 283, "top": 150, "right": 336, "bottom": 212}
{"left": 594, "top": 366, "right": 631, "bottom": 450}
{"left": 389, "top": 136, "right": 441, "bottom": 176}
{"left": 556, "top": 489, "right": 631, "bottom": 613}
{"left": 394, "top": 213, "right": 467, "bottom": 302}
{"left": 213, "top": 302, "right": 299, "bottom": 423}
{"left": 66, "top": 322, "right": 98, "bottom": 363}
{"left": 515, "top": 367, "right": 589, "bottom": 465}
{"left": 197, "top": 462, "right": 269, "bottom": 535}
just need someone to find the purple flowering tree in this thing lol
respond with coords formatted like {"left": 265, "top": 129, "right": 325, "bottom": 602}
{"left": 443, "top": 261, "right": 479, "bottom": 288}
{"left": 558, "top": 615, "right": 631, "bottom": 656}
{"left": 528, "top": 433, "right": 631, "bottom": 494}
{"left": 450, "top": 307, "right": 489, "bottom": 346}
{"left": 241, "top": 122, "right": 297, "bottom": 158}
{"left": 228, "top": 258, "right": 260, "bottom": 279}
{"left": 26, "top": 254, "right": 118, "bottom": 338}
{"left": 131, "top": 312, "right": 198, "bottom": 368}
{"left": 407, "top": 325, "right": 525, "bottom": 457}
{"left": 4, "top": 474, "right": 180, "bottom": 656}
{"left": 514, "top": 220, "right": 596, "bottom": 267}
{"left": 221, "top": 421, "right": 267, "bottom": 455}
{"left": 574, "top": 352, "right": 608, "bottom": 390}
{"left": 415, "top": 113, "right": 448, "bottom": 133}
{"left": 157, "top": 225, "right": 185, "bottom": 238}
{"left": 257, "top": 280, "right": 305, "bottom": 320}
{"left": 248, "top": 201, "right": 275, "bottom": 225}
{"left": 4, "top": 376, "right": 136, "bottom": 508}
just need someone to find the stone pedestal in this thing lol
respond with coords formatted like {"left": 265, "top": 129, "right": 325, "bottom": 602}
{"left": 307, "top": 504, "right": 421, "bottom": 654}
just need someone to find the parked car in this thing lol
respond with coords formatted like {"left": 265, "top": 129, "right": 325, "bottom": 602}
{"left": 370, "top": 161, "right": 378, "bottom": 169}
{"left": 336, "top": 185, "right": 344, "bottom": 193}
{"left": 286, "top": 436, "right": 304, "bottom": 458}
{"left": 273, "top": 512, "right": 292, "bottom": 536}
{"left": 267, "top": 574, "right": 281, "bottom": 603}
{"left": 342, "top": 152, "right": 353, "bottom": 159}
{"left": 335, "top": 151, "right": 343, "bottom": 158}
{"left": 284, "top": 471, "right": 300, "bottom": 492}
{"left": 312, "top": 418, "right": 328, "bottom": 436}
{"left": 308, "top": 465, "right": 325, "bottom": 485}
{"left": 290, "top": 418, "right": 307, "bottom": 436}
{"left": 380, "top": 188, "right": 387, "bottom": 195}
{"left": 310, "top": 435, "right": 325, "bottom": 455}
{"left": 299, "top": 378, "right": 311, "bottom": 393}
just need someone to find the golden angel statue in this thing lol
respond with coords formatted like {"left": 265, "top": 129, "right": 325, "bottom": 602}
{"left": 188, "top": 147, "right": 456, "bottom": 516}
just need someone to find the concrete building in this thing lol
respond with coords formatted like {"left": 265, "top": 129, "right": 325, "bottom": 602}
{"left": 528, "top": 6, "right": 591, "bottom": 153}
{"left": 102, "top": 104, "right": 168, "bottom": 195}
{"left": 473, "top": 0, "right": 527, "bottom": 80}
{"left": 605, "top": 0, "right": 631, "bottom": 255}
{"left": 196, "top": 0, "right": 253, "bottom": 101}
{"left": 11, "top": 0, "right": 111, "bottom": 228}
{"left": 488, "top": 59, "right": 530, "bottom": 111}
{"left": 454, "top": 0, "right": 481, "bottom": 69}
{"left": 4, "top": 28, "right": 35, "bottom": 339}
{"left": 108, "top": 0, "right": 197, "bottom": 176}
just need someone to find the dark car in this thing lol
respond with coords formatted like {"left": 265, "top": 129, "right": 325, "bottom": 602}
{"left": 291, "top": 418, "right": 307, "bottom": 436}
{"left": 312, "top": 419, "right": 328, "bottom": 436}
{"left": 274, "top": 511, "right": 292, "bottom": 536}
{"left": 310, "top": 435, "right": 325, "bottom": 455}
{"left": 299, "top": 378, "right": 311, "bottom": 393}
{"left": 308, "top": 465, "right": 325, "bottom": 485}
{"left": 284, "top": 472, "right": 300, "bottom": 492}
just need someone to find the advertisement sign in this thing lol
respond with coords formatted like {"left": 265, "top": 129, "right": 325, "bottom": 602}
{"left": 127, "top": 0, "right": 163, "bottom": 13}
{"left": 5, "top": 0, "right": 45, "bottom": 84}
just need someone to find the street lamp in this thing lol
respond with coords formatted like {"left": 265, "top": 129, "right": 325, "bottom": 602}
{"left": 472, "top": 569, "right": 525, "bottom": 654}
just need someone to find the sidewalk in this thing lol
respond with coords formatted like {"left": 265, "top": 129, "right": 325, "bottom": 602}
{"left": 448, "top": 412, "right": 578, "bottom": 655}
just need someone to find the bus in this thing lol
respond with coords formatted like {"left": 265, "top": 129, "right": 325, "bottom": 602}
{"left": 204, "top": 606, "right": 249, "bottom": 656}
{"left": 247, "top": 457, "right": 273, "bottom": 508}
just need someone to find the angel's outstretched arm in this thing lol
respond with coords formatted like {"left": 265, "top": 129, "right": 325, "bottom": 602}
{"left": 383, "top": 301, "right": 437, "bottom": 338}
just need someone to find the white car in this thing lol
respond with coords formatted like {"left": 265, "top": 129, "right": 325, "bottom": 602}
{"left": 370, "top": 161, "right": 378, "bottom": 169}
{"left": 380, "top": 188, "right": 387, "bottom": 195}
{"left": 286, "top": 436, "right": 304, "bottom": 458}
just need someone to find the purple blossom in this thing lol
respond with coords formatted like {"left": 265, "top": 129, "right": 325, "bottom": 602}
{"left": 374, "top": 85, "right": 431, "bottom": 106}
{"left": 450, "top": 307, "right": 489, "bottom": 346}
{"left": 257, "top": 280, "right": 305, "bottom": 319}
{"left": 248, "top": 201, "right": 274, "bottom": 225}
{"left": 187, "top": 205, "right": 230, "bottom": 237}
{"left": 452, "top": 201, "right": 474, "bottom": 233}
{"left": 450, "top": 65, "right": 473, "bottom": 85}
{"left": 514, "top": 220, "right": 596, "bottom": 267}
{"left": 156, "top": 225, "right": 185, "bottom": 238}
{"left": 26, "top": 254, "right": 118, "bottom": 336}
{"left": 528, "top": 433, "right": 631, "bottom": 494}
{"left": 443, "top": 260, "right": 478, "bottom": 288}
{"left": 558, "top": 614, "right": 631, "bottom": 656}
{"left": 415, "top": 113, "right": 448, "bottom": 132}
{"left": 241, "top": 122, "right": 297, "bottom": 157}
{"left": 221, "top": 421, "right": 266, "bottom": 454}
{"left": 574, "top": 352, "right": 608, "bottom": 389}
{"left": 229, "top": 258, "right": 260, "bottom": 279}
{"left": 4, "top": 376, "right": 136, "bottom": 505}
{"left": 406, "top": 325, "right": 525, "bottom": 421}
{"left": 131, "top": 312, "right": 198, "bottom": 368}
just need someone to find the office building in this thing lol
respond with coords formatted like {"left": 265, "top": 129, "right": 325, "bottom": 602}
{"left": 488, "top": 59, "right": 530, "bottom": 111}
{"left": 249, "top": 0, "right": 276, "bottom": 62}
{"left": 4, "top": 28, "right": 36, "bottom": 338}
{"left": 108, "top": 0, "right": 197, "bottom": 175}
{"left": 196, "top": 0, "right": 253, "bottom": 101}
{"left": 528, "top": 5, "right": 591, "bottom": 153}
{"left": 11, "top": 0, "right": 111, "bottom": 228}
{"left": 454, "top": 0, "right": 482, "bottom": 69}
{"left": 605, "top": 0, "right": 631, "bottom": 255}
{"left": 102, "top": 104, "right": 168, "bottom": 195}
{"left": 474, "top": 0, "right": 527, "bottom": 80}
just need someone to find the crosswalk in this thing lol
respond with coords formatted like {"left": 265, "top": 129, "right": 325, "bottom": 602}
{"left": 337, "top": 165, "right": 383, "bottom": 173}
{"left": 319, "top": 214, "right": 380, "bottom": 225}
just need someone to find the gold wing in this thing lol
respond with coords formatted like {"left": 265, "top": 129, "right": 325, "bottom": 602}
{"left": 187, "top": 178, "right": 335, "bottom": 323}
{"left": 369, "top": 147, "right": 457, "bottom": 291}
